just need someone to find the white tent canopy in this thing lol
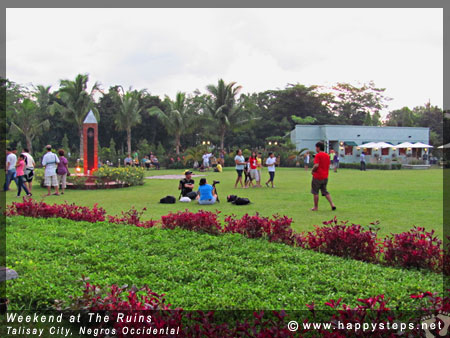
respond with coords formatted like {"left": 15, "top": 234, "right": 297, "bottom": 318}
{"left": 360, "top": 142, "right": 379, "bottom": 148}
{"left": 438, "top": 143, "right": 450, "bottom": 149}
{"left": 361, "top": 142, "right": 394, "bottom": 149}
{"left": 375, "top": 142, "right": 395, "bottom": 148}
{"left": 411, "top": 142, "right": 433, "bottom": 148}
{"left": 394, "top": 142, "right": 415, "bottom": 148}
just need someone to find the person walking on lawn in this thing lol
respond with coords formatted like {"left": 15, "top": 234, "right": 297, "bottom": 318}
{"left": 15, "top": 153, "right": 32, "bottom": 197}
{"left": 311, "top": 141, "right": 336, "bottom": 211}
{"left": 42, "top": 145, "right": 60, "bottom": 196}
{"left": 265, "top": 152, "right": 277, "bottom": 188}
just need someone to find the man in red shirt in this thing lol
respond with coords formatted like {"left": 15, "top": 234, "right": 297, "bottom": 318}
{"left": 311, "top": 142, "right": 336, "bottom": 211}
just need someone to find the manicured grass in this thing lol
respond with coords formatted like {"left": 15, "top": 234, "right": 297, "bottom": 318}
{"left": 6, "top": 217, "right": 442, "bottom": 310}
{"left": 5, "top": 167, "right": 443, "bottom": 238}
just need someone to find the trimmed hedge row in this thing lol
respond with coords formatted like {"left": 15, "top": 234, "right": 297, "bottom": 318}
{"left": 338, "top": 163, "right": 402, "bottom": 170}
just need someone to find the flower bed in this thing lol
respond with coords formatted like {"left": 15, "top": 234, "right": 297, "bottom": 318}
{"left": 34, "top": 166, "right": 145, "bottom": 189}
{"left": 6, "top": 200, "right": 448, "bottom": 274}
{"left": 56, "top": 278, "right": 449, "bottom": 337}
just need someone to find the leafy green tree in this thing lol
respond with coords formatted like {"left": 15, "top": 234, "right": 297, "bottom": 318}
{"left": 385, "top": 107, "right": 415, "bottom": 127}
{"left": 363, "top": 112, "right": 373, "bottom": 126}
{"left": 61, "top": 133, "right": 69, "bottom": 151}
{"left": 97, "top": 86, "right": 123, "bottom": 148}
{"left": 51, "top": 74, "right": 100, "bottom": 157}
{"left": 204, "top": 79, "right": 245, "bottom": 150}
{"left": 148, "top": 92, "right": 197, "bottom": 154}
{"left": 291, "top": 115, "right": 317, "bottom": 125}
{"left": 109, "top": 138, "right": 117, "bottom": 159}
{"left": 9, "top": 98, "right": 50, "bottom": 153}
{"left": 137, "top": 139, "right": 151, "bottom": 156}
{"left": 111, "top": 88, "right": 145, "bottom": 155}
{"left": 372, "top": 111, "right": 382, "bottom": 126}
{"left": 329, "top": 81, "right": 391, "bottom": 125}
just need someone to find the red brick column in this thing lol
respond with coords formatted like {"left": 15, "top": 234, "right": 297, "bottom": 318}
{"left": 83, "top": 123, "right": 98, "bottom": 175}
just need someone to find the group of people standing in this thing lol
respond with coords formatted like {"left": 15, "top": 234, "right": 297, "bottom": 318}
{"left": 4, "top": 145, "right": 70, "bottom": 197}
{"left": 234, "top": 150, "right": 278, "bottom": 189}
{"left": 4, "top": 147, "right": 34, "bottom": 197}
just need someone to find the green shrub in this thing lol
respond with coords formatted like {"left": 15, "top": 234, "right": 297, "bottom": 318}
{"left": 6, "top": 217, "right": 441, "bottom": 310}
{"left": 34, "top": 166, "right": 146, "bottom": 187}
{"left": 338, "top": 163, "right": 401, "bottom": 170}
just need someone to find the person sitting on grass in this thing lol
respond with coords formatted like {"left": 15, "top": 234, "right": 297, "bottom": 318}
{"left": 179, "top": 170, "right": 197, "bottom": 199}
{"left": 196, "top": 178, "right": 217, "bottom": 205}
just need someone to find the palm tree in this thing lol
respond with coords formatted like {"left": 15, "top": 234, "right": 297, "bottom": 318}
{"left": 148, "top": 92, "right": 197, "bottom": 155}
{"left": 204, "top": 79, "right": 244, "bottom": 150}
{"left": 111, "top": 88, "right": 145, "bottom": 156}
{"left": 9, "top": 98, "right": 50, "bottom": 153}
{"left": 51, "top": 74, "right": 100, "bottom": 157}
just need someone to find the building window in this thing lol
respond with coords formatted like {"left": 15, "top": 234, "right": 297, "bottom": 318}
{"left": 398, "top": 148, "right": 406, "bottom": 155}
{"left": 364, "top": 148, "right": 372, "bottom": 155}
{"left": 381, "top": 148, "right": 389, "bottom": 156}
{"left": 345, "top": 146, "right": 353, "bottom": 155}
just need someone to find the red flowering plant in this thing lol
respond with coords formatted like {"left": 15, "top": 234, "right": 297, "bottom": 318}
{"left": 161, "top": 209, "right": 221, "bottom": 235}
{"left": 55, "top": 276, "right": 182, "bottom": 338}
{"left": 107, "top": 207, "right": 158, "bottom": 228}
{"left": 382, "top": 227, "right": 442, "bottom": 272}
{"left": 303, "top": 217, "right": 380, "bottom": 263}
{"left": 6, "top": 198, "right": 106, "bottom": 223}
{"left": 223, "top": 213, "right": 295, "bottom": 245}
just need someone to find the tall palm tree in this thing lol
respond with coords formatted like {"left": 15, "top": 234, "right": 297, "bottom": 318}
{"left": 204, "top": 79, "right": 243, "bottom": 150}
{"left": 9, "top": 98, "right": 50, "bottom": 153}
{"left": 51, "top": 74, "right": 100, "bottom": 157}
{"left": 148, "top": 92, "right": 197, "bottom": 154}
{"left": 112, "top": 88, "right": 145, "bottom": 155}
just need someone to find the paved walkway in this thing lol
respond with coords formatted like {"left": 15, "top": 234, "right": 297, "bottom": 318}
{"left": 145, "top": 174, "right": 205, "bottom": 180}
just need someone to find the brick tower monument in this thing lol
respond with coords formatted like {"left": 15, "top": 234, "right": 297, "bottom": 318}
{"left": 83, "top": 110, "right": 98, "bottom": 175}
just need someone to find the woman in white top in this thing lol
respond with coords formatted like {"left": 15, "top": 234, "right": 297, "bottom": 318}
{"left": 265, "top": 152, "right": 277, "bottom": 188}
{"left": 304, "top": 151, "right": 310, "bottom": 171}
{"left": 234, "top": 149, "right": 246, "bottom": 188}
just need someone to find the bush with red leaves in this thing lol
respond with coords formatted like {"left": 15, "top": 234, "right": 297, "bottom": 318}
{"left": 382, "top": 227, "right": 442, "bottom": 272}
{"left": 223, "top": 213, "right": 295, "bottom": 245}
{"left": 55, "top": 276, "right": 182, "bottom": 338}
{"left": 107, "top": 207, "right": 158, "bottom": 228}
{"left": 6, "top": 198, "right": 106, "bottom": 223}
{"left": 59, "top": 278, "right": 450, "bottom": 338}
{"left": 303, "top": 217, "right": 379, "bottom": 263}
{"left": 161, "top": 209, "right": 221, "bottom": 235}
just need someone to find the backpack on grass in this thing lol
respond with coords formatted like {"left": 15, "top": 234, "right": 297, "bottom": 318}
{"left": 160, "top": 195, "right": 176, "bottom": 204}
{"left": 233, "top": 197, "right": 250, "bottom": 205}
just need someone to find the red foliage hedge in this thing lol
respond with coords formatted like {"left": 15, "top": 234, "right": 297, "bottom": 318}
{"left": 6, "top": 199, "right": 448, "bottom": 274}
{"left": 6, "top": 198, "right": 106, "bottom": 223}
{"left": 302, "top": 217, "right": 379, "bottom": 262}
{"left": 161, "top": 209, "right": 221, "bottom": 235}
{"left": 59, "top": 278, "right": 450, "bottom": 338}
{"left": 223, "top": 213, "right": 295, "bottom": 245}
{"left": 382, "top": 226, "right": 442, "bottom": 272}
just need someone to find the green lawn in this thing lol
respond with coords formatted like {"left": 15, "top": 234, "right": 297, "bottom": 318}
{"left": 6, "top": 217, "right": 443, "bottom": 311}
{"left": 5, "top": 167, "right": 443, "bottom": 238}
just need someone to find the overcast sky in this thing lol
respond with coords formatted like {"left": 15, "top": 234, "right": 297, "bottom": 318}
{"left": 6, "top": 8, "right": 443, "bottom": 114}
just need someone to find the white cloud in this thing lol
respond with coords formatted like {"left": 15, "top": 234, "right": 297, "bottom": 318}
{"left": 6, "top": 8, "right": 443, "bottom": 113}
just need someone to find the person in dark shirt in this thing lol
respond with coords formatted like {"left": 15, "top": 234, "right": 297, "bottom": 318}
{"left": 179, "top": 170, "right": 196, "bottom": 199}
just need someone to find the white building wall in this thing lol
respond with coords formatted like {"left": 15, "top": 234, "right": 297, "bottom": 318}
{"left": 290, "top": 125, "right": 430, "bottom": 163}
